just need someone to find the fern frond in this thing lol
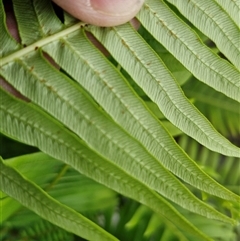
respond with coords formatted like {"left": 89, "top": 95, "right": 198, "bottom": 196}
{"left": 1, "top": 0, "right": 239, "bottom": 239}
{"left": 42, "top": 29, "right": 239, "bottom": 201}
{"left": 3, "top": 48, "right": 238, "bottom": 220}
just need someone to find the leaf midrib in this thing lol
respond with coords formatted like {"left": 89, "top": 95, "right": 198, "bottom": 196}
{"left": 0, "top": 22, "right": 85, "bottom": 66}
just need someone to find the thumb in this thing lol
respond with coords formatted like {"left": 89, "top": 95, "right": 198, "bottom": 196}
{"left": 52, "top": 0, "right": 144, "bottom": 27}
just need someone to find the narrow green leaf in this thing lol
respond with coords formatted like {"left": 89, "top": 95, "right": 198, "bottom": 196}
{"left": 139, "top": 27, "right": 192, "bottom": 86}
{"left": 137, "top": 0, "right": 240, "bottom": 102}
{"left": 0, "top": 157, "right": 118, "bottom": 241}
{"left": 166, "top": 0, "right": 240, "bottom": 69}
{"left": 31, "top": 0, "right": 63, "bottom": 35}
{"left": 89, "top": 24, "right": 240, "bottom": 158}
{"left": 0, "top": 89, "right": 214, "bottom": 240}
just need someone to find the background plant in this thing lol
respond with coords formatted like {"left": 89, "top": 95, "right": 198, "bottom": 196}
{"left": 0, "top": 0, "right": 239, "bottom": 240}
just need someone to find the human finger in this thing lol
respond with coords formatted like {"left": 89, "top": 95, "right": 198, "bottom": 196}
{"left": 52, "top": 0, "right": 144, "bottom": 27}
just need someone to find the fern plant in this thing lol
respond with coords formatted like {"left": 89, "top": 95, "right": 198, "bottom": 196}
{"left": 0, "top": 0, "right": 239, "bottom": 240}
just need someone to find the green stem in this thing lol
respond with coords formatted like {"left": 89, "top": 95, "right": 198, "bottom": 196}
{"left": 45, "top": 165, "right": 69, "bottom": 191}
{"left": 0, "top": 22, "right": 85, "bottom": 66}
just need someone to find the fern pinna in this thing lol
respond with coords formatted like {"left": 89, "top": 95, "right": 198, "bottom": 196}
{"left": 1, "top": 0, "right": 239, "bottom": 240}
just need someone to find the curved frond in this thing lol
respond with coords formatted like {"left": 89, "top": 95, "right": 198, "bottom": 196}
{"left": 2, "top": 51, "right": 234, "bottom": 220}
{"left": 1, "top": 0, "right": 239, "bottom": 239}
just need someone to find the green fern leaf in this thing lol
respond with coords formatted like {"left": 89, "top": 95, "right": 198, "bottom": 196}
{"left": 1, "top": 0, "right": 239, "bottom": 239}
{"left": 1, "top": 1, "right": 238, "bottom": 213}
{"left": 3, "top": 49, "right": 238, "bottom": 218}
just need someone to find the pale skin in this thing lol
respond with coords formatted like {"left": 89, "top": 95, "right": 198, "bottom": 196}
{"left": 52, "top": 0, "right": 145, "bottom": 27}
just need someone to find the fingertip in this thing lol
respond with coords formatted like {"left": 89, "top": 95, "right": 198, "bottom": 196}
{"left": 52, "top": 0, "right": 144, "bottom": 26}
